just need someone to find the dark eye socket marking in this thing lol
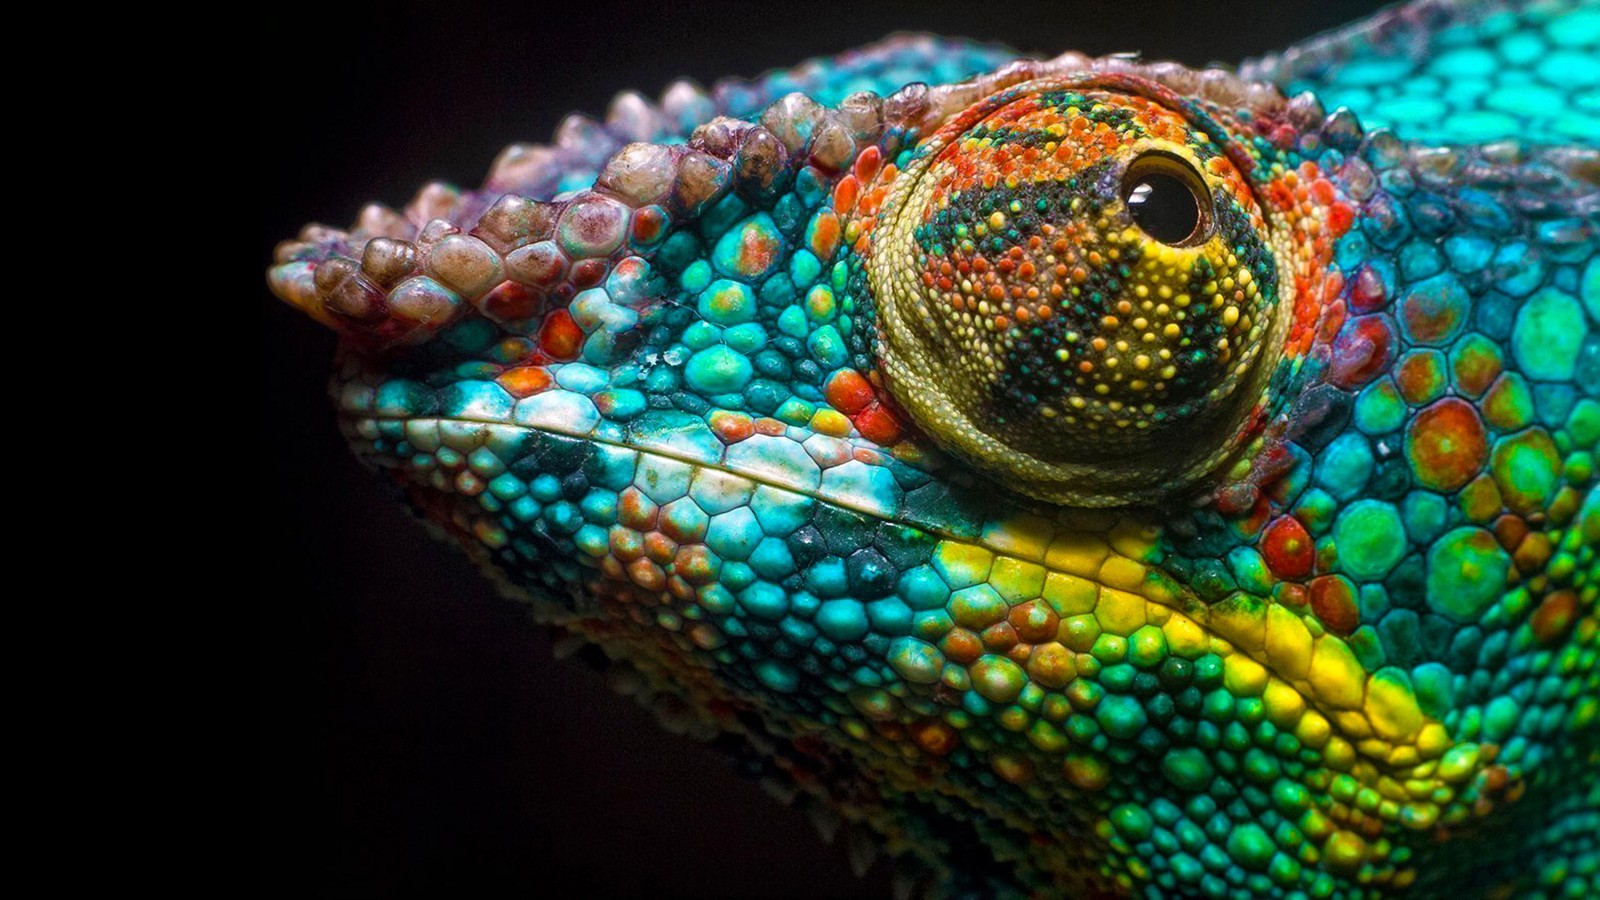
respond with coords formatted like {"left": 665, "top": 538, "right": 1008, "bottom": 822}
{"left": 1122, "top": 153, "right": 1213, "bottom": 246}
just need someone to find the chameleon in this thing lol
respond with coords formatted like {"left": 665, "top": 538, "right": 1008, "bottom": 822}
{"left": 266, "top": 0, "right": 1599, "bottom": 896}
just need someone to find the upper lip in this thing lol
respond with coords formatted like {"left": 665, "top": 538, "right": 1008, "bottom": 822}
{"left": 338, "top": 397, "right": 1455, "bottom": 790}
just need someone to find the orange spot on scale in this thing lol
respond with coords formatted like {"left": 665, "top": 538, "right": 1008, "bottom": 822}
{"left": 909, "top": 719, "right": 958, "bottom": 756}
{"left": 1309, "top": 575, "right": 1360, "bottom": 636}
{"left": 1261, "top": 515, "right": 1314, "bottom": 579}
{"left": 538, "top": 309, "right": 583, "bottom": 361}
{"left": 1529, "top": 590, "right": 1578, "bottom": 645}
{"left": 826, "top": 369, "right": 875, "bottom": 414}
{"left": 833, "top": 175, "right": 859, "bottom": 214}
{"left": 854, "top": 402, "right": 903, "bottom": 445}
{"left": 810, "top": 210, "right": 841, "bottom": 260}
{"left": 738, "top": 226, "right": 780, "bottom": 275}
{"left": 853, "top": 146, "right": 882, "bottom": 184}
{"left": 852, "top": 446, "right": 885, "bottom": 467}
{"left": 709, "top": 410, "right": 755, "bottom": 444}
{"left": 496, "top": 365, "right": 553, "bottom": 398}
{"left": 1406, "top": 398, "right": 1488, "bottom": 492}
{"left": 1318, "top": 299, "right": 1348, "bottom": 345}
{"left": 1328, "top": 201, "right": 1355, "bottom": 237}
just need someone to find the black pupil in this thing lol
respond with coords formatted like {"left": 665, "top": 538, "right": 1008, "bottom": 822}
{"left": 1126, "top": 173, "right": 1201, "bottom": 244}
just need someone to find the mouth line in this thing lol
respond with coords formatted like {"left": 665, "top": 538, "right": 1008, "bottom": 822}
{"left": 342, "top": 404, "right": 1461, "bottom": 784}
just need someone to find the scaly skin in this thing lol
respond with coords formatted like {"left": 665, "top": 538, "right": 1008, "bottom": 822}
{"left": 268, "top": 3, "right": 1598, "bottom": 896}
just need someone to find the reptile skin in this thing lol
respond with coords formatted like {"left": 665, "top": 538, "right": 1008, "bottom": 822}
{"left": 268, "top": 1, "right": 1598, "bottom": 896}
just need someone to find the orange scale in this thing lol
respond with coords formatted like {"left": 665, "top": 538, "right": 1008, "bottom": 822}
{"left": 809, "top": 211, "right": 841, "bottom": 260}
{"left": 909, "top": 719, "right": 958, "bottom": 756}
{"left": 625, "top": 557, "right": 667, "bottom": 592}
{"left": 1318, "top": 301, "right": 1350, "bottom": 344}
{"left": 1328, "top": 202, "right": 1355, "bottom": 236}
{"left": 851, "top": 447, "right": 885, "bottom": 468}
{"left": 666, "top": 576, "right": 697, "bottom": 604}
{"left": 496, "top": 365, "right": 553, "bottom": 398}
{"left": 538, "top": 309, "right": 584, "bottom": 360}
{"left": 710, "top": 410, "right": 756, "bottom": 443}
{"left": 832, "top": 176, "right": 858, "bottom": 216}
{"left": 853, "top": 146, "right": 882, "bottom": 182}
{"left": 825, "top": 369, "right": 876, "bottom": 414}
{"left": 643, "top": 532, "right": 679, "bottom": 565}
{"left": 854, "top": 402, "right": 903, "bottom": 445}
{"left": 598, "top": 556, "right": 626, "bottom": 581}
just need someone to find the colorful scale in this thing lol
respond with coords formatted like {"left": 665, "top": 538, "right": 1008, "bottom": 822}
{"left": 271, "top": 5, "right": 1598, "bottom": 898}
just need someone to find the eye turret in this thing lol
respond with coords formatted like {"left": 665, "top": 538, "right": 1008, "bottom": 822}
{"left": 863, "top": 84, "right": 1284, "bottom": 505}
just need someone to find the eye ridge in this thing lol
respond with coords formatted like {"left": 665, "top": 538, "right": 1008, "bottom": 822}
{"left": 1122, "top": 153, "right": 1213, "bottom": 246}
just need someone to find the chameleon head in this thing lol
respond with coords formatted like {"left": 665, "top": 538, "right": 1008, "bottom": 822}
{"left": 862, "top": 77, "right": 1290, "bottom": 505}
{"left": 267, "top": 37, "right": 1599, "bottom": 897}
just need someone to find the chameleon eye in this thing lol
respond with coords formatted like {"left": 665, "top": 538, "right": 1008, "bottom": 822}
{"left": 1122, "top": 153, "right": 1211, "bottom": 246}
{"left": 861, "top": 84, "right": 1285, "bottom": 506}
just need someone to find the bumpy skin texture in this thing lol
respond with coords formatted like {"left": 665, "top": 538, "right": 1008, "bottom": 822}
{"left": 269, "top": 2, "right": 1598, "bottom": 897}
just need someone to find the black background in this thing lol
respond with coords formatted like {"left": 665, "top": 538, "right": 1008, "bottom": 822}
{"left": 259, "top": 1, "right": 1387, "bottom": 895}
